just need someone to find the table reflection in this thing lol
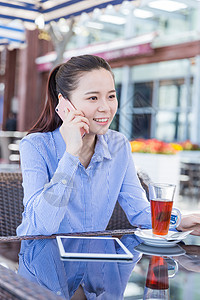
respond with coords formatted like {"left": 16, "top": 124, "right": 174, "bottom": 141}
{"left": 144, "top": 256, "right": 170, "bottom": 300}
{"left": 132, "top": 240, "right": 200, "bottom": 300}
{"left": 173, "top": 244, "right": 200, "bottom": 273}
{"left": 0, "top": 234, "right": 199, "bottom": 299}
{"left": 18, "top": 235, "right": 142, "bottom": 299}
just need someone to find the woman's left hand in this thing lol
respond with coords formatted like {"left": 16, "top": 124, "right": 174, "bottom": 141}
{"left": 177, "top": 214, "right": 200, "bottom": 235}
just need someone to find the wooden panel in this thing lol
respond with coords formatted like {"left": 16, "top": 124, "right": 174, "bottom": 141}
{"left": 110, "top": 40, "right": 200, "bottom": 68}
{"left": 18, "top": 29, "right": 53, "bottom": 131}
{"left": 18, "top": 29, "right": 39, "bottom": 131}
{"left": 2, "top": 49, "right": 17, "bottom": 130}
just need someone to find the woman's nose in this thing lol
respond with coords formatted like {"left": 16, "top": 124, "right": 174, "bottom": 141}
{"left": 97, "top": 99, "right": 110, "bottom": 111}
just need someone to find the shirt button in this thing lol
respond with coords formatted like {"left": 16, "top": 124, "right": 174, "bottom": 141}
{"left": 61, "top": 179, "right": 67, "bottom": 184}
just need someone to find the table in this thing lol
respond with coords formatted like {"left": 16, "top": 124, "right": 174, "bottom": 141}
{"left": 0, "top": 232, "right": 200, "bottom": 299}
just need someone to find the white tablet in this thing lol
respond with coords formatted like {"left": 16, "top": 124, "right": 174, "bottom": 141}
{"left": 56, "top": 236, "right": 133, "bottom": 262}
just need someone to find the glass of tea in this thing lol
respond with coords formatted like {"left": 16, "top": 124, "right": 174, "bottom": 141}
{"left": 149, "top": 183, "right": 181, "bottom": 236}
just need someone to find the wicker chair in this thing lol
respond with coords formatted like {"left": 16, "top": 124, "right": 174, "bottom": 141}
{"left": 0, "top": 170, "right": 151, "bottom": 236}
{"left": 106, "top": 169, "right": 151, "bottom": 230}
{"left": 0, "top": 172, "right": 24, "bottom": 236}
{"left": 0, "top": 264, "right": 62, "bottom": 299}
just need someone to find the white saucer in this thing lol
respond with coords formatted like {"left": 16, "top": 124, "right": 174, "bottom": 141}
{"left": 134, "top": 243, "right": 186, "bottom": 257}
{"left": 134, "top": 229, "right": 190, "bottom": 247}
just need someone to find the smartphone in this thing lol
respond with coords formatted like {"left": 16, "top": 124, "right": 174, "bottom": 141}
{"left": 55, "top": 94, "right": 86, "bottom": 137}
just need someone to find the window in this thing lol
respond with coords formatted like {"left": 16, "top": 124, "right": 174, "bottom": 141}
{"left": 131, "top": 82, "right": 153, "bottom": 139}
{"left": 155, "top": 79, "right": 192, "bottom": 142}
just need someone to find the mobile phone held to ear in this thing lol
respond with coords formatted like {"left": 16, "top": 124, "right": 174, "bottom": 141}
{"left": 55, "top": 94, "right": 86, "bottom": 137}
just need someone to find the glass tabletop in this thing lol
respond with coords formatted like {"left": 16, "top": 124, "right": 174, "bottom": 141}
{"left": 0, "top": 232, "right": 199, "bottom": 299}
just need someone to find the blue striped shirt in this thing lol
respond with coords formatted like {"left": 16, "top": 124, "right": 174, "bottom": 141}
{"left": 16, "top": 128, "right": 151, "bottom": 236}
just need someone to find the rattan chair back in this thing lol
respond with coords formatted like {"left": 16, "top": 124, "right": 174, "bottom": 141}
{"left": 0, "top": 172, "right": 24, "bottom": 236}
{"left": 106, "top": 170, "right": 151, "bottom": 230}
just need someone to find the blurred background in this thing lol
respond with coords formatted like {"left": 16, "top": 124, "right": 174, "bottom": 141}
{"left": 0, "top": 0, "right": 200, "bottom": 211}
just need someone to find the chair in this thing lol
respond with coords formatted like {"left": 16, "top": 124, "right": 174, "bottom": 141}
{"left": 179, "top": 162, "right": 200, "bottom": 198}
{"left": 106, "top": 169, "right": 151, "bottom": 230}
{"left": 0, "top": 172, "right": 24, "bottom": 236}
{"left": 0, "top": 264, "right": 62, "bottom": 299}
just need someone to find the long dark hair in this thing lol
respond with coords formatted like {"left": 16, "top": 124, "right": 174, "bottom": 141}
{"left": 28, "top": 55, "right": 113, "bottom": 134}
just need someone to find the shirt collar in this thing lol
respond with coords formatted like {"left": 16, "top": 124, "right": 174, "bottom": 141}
{"left": 52, "top": 127, "right": 112, "bottom": 162}
{"left": 94, "top": 134, "right": 112, "bottom": 161}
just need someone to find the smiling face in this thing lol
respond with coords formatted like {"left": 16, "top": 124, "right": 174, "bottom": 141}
{"left": 69, "top": 68, "right": 118, "bottom": 136}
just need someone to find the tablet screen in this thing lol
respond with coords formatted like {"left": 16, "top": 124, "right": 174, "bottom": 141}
{"left": 56, "top": 236, "right": 133, "bottom": 262}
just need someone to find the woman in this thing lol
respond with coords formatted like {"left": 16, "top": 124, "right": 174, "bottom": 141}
{"left": 17, "top": 54, "right": 200, "bottom": 236}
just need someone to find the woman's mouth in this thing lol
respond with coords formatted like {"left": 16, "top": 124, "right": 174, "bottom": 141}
{"left": 93, "top": 118, "right": 109, "bottom": 125}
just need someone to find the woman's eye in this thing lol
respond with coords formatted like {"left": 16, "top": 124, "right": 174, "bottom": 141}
{"left": 89, "top": 96, "right": 97, "bottom": 101}
{"left": 109, "top": 94, "right": 116, "bottom": 100}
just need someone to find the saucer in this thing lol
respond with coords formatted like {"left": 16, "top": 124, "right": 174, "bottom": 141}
{"left": 134, "top": 229, "right": 190, "bottom": 247}
{"left": 134, "top": 243, "right": 186, "bottom": 257}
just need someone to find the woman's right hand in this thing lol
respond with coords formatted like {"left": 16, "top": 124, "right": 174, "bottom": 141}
{"left": 59, "top": 109, "right": 90, "bottom": 156}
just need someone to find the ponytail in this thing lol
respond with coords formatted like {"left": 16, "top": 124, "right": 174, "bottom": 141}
{"left": 28, "top": 65, "right": 62, "bottom": 134}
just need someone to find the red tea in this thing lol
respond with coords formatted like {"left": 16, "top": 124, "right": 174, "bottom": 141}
{"left": 146, "top": 256, "right": 169, "bottom": 290}
{"left": 151, "top": 199, "right": 173, "bottom": 236}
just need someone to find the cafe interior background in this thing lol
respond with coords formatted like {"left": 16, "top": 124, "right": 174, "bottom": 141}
{"left": 1, "top": 0, "right": 200, "bottom": 213}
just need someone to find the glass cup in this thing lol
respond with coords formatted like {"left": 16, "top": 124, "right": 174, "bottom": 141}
{"left": 143, "top": 255, "right": 178, "bottom": 300}
{"left": 149, "top": 183, "right": 181, "bottom": 236}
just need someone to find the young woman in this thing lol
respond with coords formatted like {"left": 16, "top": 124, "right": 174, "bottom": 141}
{"left": 17, "top": 54, "right": 200, "bottom": 236}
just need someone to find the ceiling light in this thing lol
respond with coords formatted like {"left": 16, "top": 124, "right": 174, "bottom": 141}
{"left": 92, "top": 8, "right": 102, "bottom": 19}
{"left": 99, "top": 15, "right": 126, "bottom": 25}
{"left": 134, "top": 9, "right": 154, "bottom": 18}
{"left": 35, "top": 14, "right": 45, "bottom": 29}
{"left": 86, "top": 21, "right": 104, "bottom": 30}
{"left": 148, "top": 0, "right": 187, "bottom": 12}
